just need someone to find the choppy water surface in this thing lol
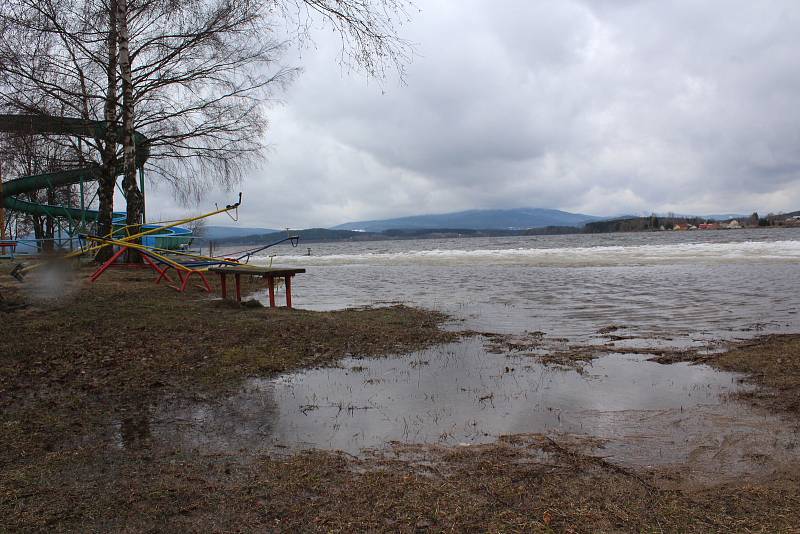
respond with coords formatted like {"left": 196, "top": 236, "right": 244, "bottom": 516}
{"left": 251, "top": 228, "right": 800, "bottom": 341}
{"left": 149, "top": 229, "right": 800, "bottom": 471}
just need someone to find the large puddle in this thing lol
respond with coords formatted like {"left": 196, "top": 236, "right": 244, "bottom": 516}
{"left": 134, "top": 337, "right": 799, "bottom": 480}
{"left": 123, "top": 231, "right": 800, "bottom": 478}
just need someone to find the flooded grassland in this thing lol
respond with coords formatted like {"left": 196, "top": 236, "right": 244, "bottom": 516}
{"left": 3, "top": 230, "right": 800, "bottom": 532}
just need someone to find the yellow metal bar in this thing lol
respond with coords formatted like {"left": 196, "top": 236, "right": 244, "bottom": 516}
{"left": 121, "top": 199, "right": 240, "bottom": 243}
{"left": 145, "top": 246, "right": 236, "bottom": 263}
{"left": 93, "top": 196, "right": 242, "bottom": 252}
{"left": 87, "top": 236, "right": 192, "bottom": 272}
{"left": 85, "top": 203, "right": 238, "bottom": 256}
{"left": 14, "top": 195, "right": 241, "bottom": 276}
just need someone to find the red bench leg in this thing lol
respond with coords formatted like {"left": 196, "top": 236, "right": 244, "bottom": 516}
{"left": 219, "top": 273, "right": 227, "bottom": 299}
{"left": 285, "top": 275, "right": 292, "bottom": 308}
{"left": 267, "top": 276, "right": 276, "bottom": 307}
{"left": 235, "top": 273, "right": 241, "bottom": 302}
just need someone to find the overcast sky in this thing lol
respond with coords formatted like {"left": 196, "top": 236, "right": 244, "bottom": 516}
{"left": 143, "top": 0, "right": 800, "bottom": 228}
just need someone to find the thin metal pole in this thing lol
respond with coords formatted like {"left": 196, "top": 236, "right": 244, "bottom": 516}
{"left": 79, "top": 175, "right": 85, "bottom": 228}
{"left": 139, "top": 166, "right": 146, "bottom": 224}
{"left": 0, "top": 162, "right": 5, "bottom": 241}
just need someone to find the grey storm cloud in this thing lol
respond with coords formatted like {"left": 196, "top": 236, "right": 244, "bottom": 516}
{"left": 146, "top": 0, "right": 800, "bottom": 228}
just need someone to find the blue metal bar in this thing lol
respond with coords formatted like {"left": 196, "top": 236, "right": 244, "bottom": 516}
{"left": 230, "top": 235, "right": 300, "bottom": 263}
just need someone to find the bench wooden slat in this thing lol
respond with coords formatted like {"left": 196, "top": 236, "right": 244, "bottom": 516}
{"left": 207, "top": 266, "right": 305, "bottom": 276}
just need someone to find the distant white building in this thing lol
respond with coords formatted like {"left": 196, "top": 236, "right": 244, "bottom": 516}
{"left": 726, "top": 220, "right": 742, "bottom": 229}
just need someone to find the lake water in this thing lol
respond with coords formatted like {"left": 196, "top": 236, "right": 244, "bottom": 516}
{"left": 252, "top": 228, "right": 800, "bottom": 342}
{"left": 146, "top": 228, "right": 800, "bottom": 475}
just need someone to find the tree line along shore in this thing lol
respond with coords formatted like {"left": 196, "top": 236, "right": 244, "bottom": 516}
{"left": 207, "top": 210, "right": 800, "bottom": 247}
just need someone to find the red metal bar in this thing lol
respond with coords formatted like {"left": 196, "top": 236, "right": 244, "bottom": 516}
{"left": 168, "top": 270, "right": 185, "bottom": 292}
{"left": 219, "top": 273, "right": 227, "bottom": 299}
{"left": 195, "top": 271, "right": 212, "bottom": 292}
{"left": 142, "top": 254, "right": 173, "bottom": 284}
{"left": 234, "top": 273, "right": 241, "bottom": 302}
{"left": 90, "top": 246, "right": 127, "bottom": 282}
{"left": 180, "top": 271, "right": 192, "bottom": 292}
{"left": 267, "top": 276, "right": 275, "bottom": 307}
{"left": 154, "top": 266, "right": 173, "bottom": 284}
{"left": 285, "top": 275, "right": 292, "bottom": 308}
{"left": 166, "top": 269, "right": 210, "bottom": 293}
{"left": 106, "top": 262, "right": 148, "bottom": 270}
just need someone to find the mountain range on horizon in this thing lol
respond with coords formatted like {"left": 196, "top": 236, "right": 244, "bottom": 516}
{"left": 203, "top": 225, "right": 279, "bottom": 240}
{"left": 203, "top": 208, "right": 752, "bottom": 239}
{"left": 331, "top": 208, "right": 603, "bottom": 232}
{"left": 330, "top": 207, "right": 749, "bottom": 232}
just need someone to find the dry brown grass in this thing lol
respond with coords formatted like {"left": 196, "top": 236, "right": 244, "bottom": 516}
{"left": 0, "top": 266, "right": 454, "bottom": 393}
{"left": 4, "top": 434, "right": 800, "bottom": 532}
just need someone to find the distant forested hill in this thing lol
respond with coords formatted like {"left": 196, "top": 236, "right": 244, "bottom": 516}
{"left": 332, "top": 208, "right": 603, "bottom": 232}
{"left": 202, "top": 226, "right": 278, "bottom": 239}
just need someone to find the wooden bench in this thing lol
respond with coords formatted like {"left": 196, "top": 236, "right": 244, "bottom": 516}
{"left": 207, "top": 266, "right": 306, "bottom": 307}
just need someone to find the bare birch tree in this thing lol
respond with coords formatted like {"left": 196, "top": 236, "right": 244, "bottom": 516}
{"left": 115, "top": 0, "right": 141, "bottom": 236}
{"left": 97, "top": 0, "right": 118, "bottom": 258}
{"left": 1, "top": 0, "right": 414, "bottom": 252}
{"left": 0, "top": 0, "right": 121, "bottom": 260}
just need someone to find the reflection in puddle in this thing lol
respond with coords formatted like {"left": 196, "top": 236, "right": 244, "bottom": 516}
{"left": 133, "top": 232, "right": 800, "bottom": 481}
{"left": 143, "top": 337, "right": 799, "bottom": 479}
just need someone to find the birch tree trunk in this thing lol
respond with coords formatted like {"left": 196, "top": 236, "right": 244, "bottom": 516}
{"left": 116, "top": 0, "right": 143, "bottom": 258}
{"left": 95, "top": 0, "right": 119, "bottom": 262}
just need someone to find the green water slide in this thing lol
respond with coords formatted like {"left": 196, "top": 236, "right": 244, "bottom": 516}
{"left": 0, "top": 114, "right": 192, "bottom": 248}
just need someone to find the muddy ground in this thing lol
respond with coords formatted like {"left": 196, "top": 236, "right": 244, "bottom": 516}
{"left": 2, "top": 263, "right": 800, "bottom": 532}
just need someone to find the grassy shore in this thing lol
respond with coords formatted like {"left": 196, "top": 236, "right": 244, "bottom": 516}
{"left": 1, "top": 265, "right": 800, "bottom": 532}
